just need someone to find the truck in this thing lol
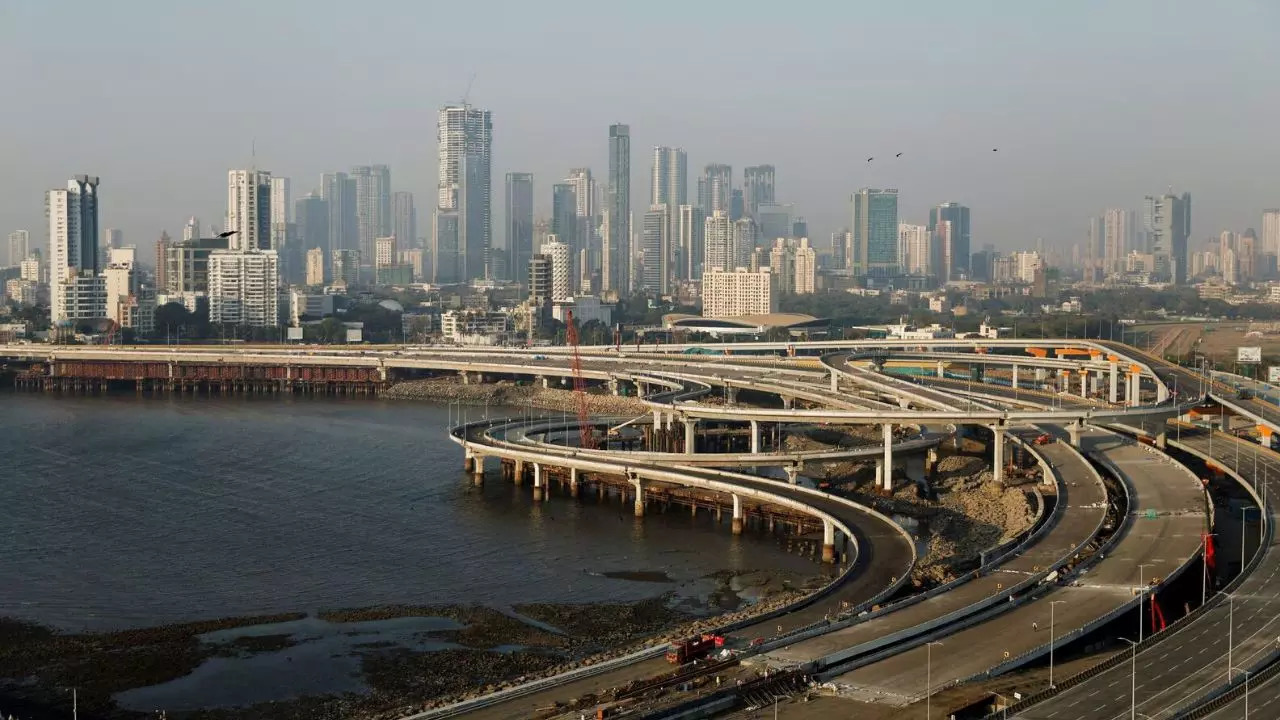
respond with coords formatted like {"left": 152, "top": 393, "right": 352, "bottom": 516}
{"left": 1034, "top": 433, "right": 1054, "bottom": 446}
{"left": 665, "top": 634, "right": 722, "bottom": 664}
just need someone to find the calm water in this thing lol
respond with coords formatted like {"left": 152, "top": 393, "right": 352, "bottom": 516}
{"left": 0, "top": 393, "right": 815, "bottom": 633}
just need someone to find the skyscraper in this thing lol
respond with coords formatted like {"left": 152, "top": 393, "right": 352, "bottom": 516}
{"left": 352, "top": 165, "right": 391, "bottom": 263}
{"left": 321, "top": 171, "right": 357, "bottom": 255}
{"left": 436, "top": 104, "right": 493, "bottom": 282}
{"left": 7, "top": 230, "right": 29, "bottom": 267}
{"left": 102, "top": 228, "right": 123, "bottom": 251}
{"left": 305, "top": 247, "right": 325, "bottom": 286}
{"left": 295, "top": 194, "right": 329, "bottom": 255}
{"left": 743, "top": 165, "right": 776, "bottom": 219}
{"left": 227, "top": 170, "right": 272, "bottom": 251}
{"left": 48, "top": 175, "right": 102, "bottom": 323}
{"left": 898, "top": 224, "right": 930, "bottom": 276}
{"left": 928, "top": 202, "right": 970, "bottom": 280}
{"left": 1103, "top": 209, "right": 1136, "bottom": 274}
{"left": 182, "top": 216, "right": 201, "bottom": 243}
{"left": 702, "top": 164, "right": 732, "bottom": 217}
{"left": 505, "top": 172, "right": 534, "bottom": 283}
{"left": 731, "top": 218, "right": 759, "bottom": 271}
{"left": 1146, "top": 191, "right": 1191, "bottom": 284}
{"left": 651, "top": 147, "right": 687, "bottom": 208}
{"left": 852, "top": 189, "right": 900, "bottom": 277}
{"left": 1262, "top": 209, "right": 1280, "bottom": 258}
{"left": 678, "top": 205, "right": 704, "bottom": 281}
{"left": 703, "top": 212, "right": 734, "bottom": 273}
{"left": 551, "top": 183, "right": 577, "bottom": 257}
{"left": 392, "top": 191, "right": 416, "bottom": 250}
{"left": 640, "top": 205, "right": 670, "bottom": 294}
{"left": 604, "top": 123, "right": 631, "bottom": 294}
{"left": 269, "top": 176, "right": 290, "bottom": 252}
{"left": 540, "top": 237, "right": 571, "bottom": 301}
{"left": 794, "top": 238, "right": 817, "bottom": 294}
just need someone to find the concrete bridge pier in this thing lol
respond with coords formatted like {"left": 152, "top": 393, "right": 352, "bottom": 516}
{"left": 539, "top": 376, "right": 550, "bottom": 389}
{"left": 726, "top": 387, "right": 739, "bottom": 406}
{"left": 782, "top": 396, "right": 794, "bottom": 409}
{"left": 472, "top": 455, "right": 484, "bottom": 486}
{"left": 821, "top": 520, "right": 836, "bottom": 564}
{"left": 1068, "top": 421, "right": 1082, "bottom": 448}
{"left": 731, "top": 494, "right": 744, "bottom": 535}
{"left": 632, "top": 478, "right": 645, "bottom": 517}
{"left": 989, "top": 426, "right": 1005, "bottom": 484}
{"left": 463, "top": 448, "right": 476, "bottom": 473}
{"left": 936, "top": 361, "right": 945, "bottom": 378}
{"left": 1126, "top": 371, "right": 1140, "bottom": 406}
{"left": 513, "top": 459, "right": 525, "bottom": 486}
{"left": 531, "top": 463, "right": 544, "bottom": 502}
{"left": 568, "top": 467, "right": 579, "bottom": 497}
{"left": 1110, "top": 361, "right": 1120, "bottom": 403}
{"left": 1012, "top": 365, "right": 1019, "bottom": 389}
{"left": 608, "top": 378, "right": 620, "bottom": 395}
{"left": 750, "top": 420, "right": 761, "bottom": 454}
{"left": 830, "top": 369, "right": 839, "bottom": 393}
{"left": 882, "top": 423, "right": 894, "bottom": 491}
{"left": 784, "top": 465, "right": 800, "bottom": 484}
{"left": 1079, "top": 370, "right": 1088, "bottom": 398}
{"left": 683, "top": 419, "right": 697, "bottom": 454}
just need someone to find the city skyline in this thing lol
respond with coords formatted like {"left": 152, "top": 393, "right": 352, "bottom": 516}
{"left": 3, "top": 3, "right": 1277, "bottom": 256}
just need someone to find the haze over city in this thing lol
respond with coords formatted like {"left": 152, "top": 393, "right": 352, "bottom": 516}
{"left": 3, "top": 0, "right": 1279, "bottom": 250}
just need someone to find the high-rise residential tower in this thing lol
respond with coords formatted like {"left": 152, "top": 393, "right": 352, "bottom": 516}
{"left": 640, "top": 205, "right": 670, "bottom": 294}
{"left": 604, "top": 124, "right": 631, "bottom": 294}
{"left": 743, "top": 165, "right": 776, "bottom": 219}
{"left": 7, "top": 230, "right": 29, "bottom": 267}
{"left": 227, "top": 170, "right": 272, "bottom": 251}
{"left": 928, "top": 202, "right": 970, "bottom": 280}
{"left": 392, "top": 191, "right": 416, "bottom": 250}
{"left": 852, "top": 189, "right": 900, "bottom": 277}
{"left": 678, "top": 205, "right": 705, "bottom": 281}
{"left": 505, "top": 172, "right": 534, "bottom": 283}
{"left": 650, "top": 147, "right": 687, "bottom": 209}
{"left": 269, "top": 176, "right": 290, "bottom": 252}
{"left": 551, "top": 183, "right": 577, "bottom": 255}
{"left": 703, "top": 212, "right": 734, "bottom": 273}
{"left": 1145, "top": 191, "right": 1191, "bottom": 284}
{"left": 1262, "top": 209, "right": 1280, "bottom": 259}
{"left": 352, "top": 165, "right": 391, "bottom": 263}
{"left": 48, "top": 175, "right": 102, "bottom": 323}
{"left": 1103, "top": 209, "right": 1136, "bottom": 274}
{"left": 898, "top": 223, "right": 930, "bottom": 276}
{"left": 182, "top": 216, "right": 201, "bottom": 243}
{"left": 540, "top": 237, "right": 571, "bottom": 301}
{"left": 321, "top": 172, "right": 357, "bottom": 255}
{"left": 435, "top": 104, "right": 493, "bottom": 283}
{"left": 702, "top": 164, "right": 732, "bottom": 217}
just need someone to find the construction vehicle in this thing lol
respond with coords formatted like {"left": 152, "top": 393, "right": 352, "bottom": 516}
{"left": 665, "top": 634, "right": 722, "bottom": 664}
{"left": 1033, "top": 433, "right": 1054, "bottom": 446}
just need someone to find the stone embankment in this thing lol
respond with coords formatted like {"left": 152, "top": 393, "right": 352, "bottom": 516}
{"left": 383, "top": 377, "right": 651, "bottom": 416}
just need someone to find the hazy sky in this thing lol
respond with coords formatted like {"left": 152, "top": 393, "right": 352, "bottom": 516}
{"left": 3, "top": 0, "right": 1278, "bottom": 259}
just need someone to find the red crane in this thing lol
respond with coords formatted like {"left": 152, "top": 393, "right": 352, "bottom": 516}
{"left": 565, "top": 310, "right": 595, "bottom": 449}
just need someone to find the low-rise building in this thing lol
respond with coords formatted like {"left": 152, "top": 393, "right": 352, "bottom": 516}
{"left": 289, "top": 291, "right": 335, "bottom": 325}
{"left": 701, "top": 267, "right": 777, "bottom": 318}
{"left": 441, "top": 309, "right": 512, "bottom": 345}
{"left": 551, "top": 295, "right": 614, "bottom": 327}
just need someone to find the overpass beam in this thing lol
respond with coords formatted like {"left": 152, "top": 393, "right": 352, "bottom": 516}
{"left": 989, "top": 425, "right": 1004, "bottom": 484}
{"left": 822, "top": 519, "right": 836, "bottom": 564}
{"left": 684, "top": 419, "right": 697, "bottom": 454}
{"left": 882, "top": 423, "right": 894, "bottom": 491}
{"left": 731, "top": 494, "right": 744, "bottom": 535}
{"left": 1110, "top": 362, "right": 1119, "bottom": 404}
{"left": 750, "top": 419, "right": 761, "bottom": 454}
{"left": 632, "top": 478, "right": 645, "bottom": 517}
{"left": 532, "top": 462, "right": 544, "bottom": 502}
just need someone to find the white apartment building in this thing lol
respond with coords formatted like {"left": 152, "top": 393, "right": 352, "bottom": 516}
{"left": 768, "top": 238, "right": 796, "bottom": 295}
{"left": 7, "top": 230, "right": 28, "bottom": 267}
{"left": 701, "top": 267, "right": 777, "bottom": 318}
{"left": 226, "top": 169, "right": 272, "bottom": 251}
{"left": 61, "top": 275, "right": 108, "bottom": 323}
{"left": 269, "top": 176, "right": 290, "bottom": 252}
{"left": 540, "top": 238, "right": 571, "bottom": 301}
{"left": 48, "top": 175, "right": 103, "bottom": 324}
{"left": 898, "top": 223, "right": 930, "bottom": 275}
{"left": 703, "top": 212, "right": 733, "bottom": 275}
{"left": 375, "top": 236, "right": 397, "bottom": 268}
{"left": 208, "top": 249, "right": 279, "bottom": 326}
{"left": 794, "top": 237, "right": 816, "bottom": 294}
{"left": 20, "top": 256, "right": 41, "bottom": 282}
{"left": 441, "top": 309, "right": 511, "bottom": 344}
{"left": 305, "top": 247, "right": 325, "bottom": 286}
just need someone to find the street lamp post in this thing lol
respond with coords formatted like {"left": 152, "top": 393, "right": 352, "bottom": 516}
{"left": 1119, "top": 637, "right": 1138, "bottom": 720}
{"left": 1242, "top": 506, "right": 1258, "bottom": 571}
{"left": 1049, "top": 600, "right": 1065, "bottom": 689}
{"left": 926, "top": 641, "right": 943, "bottom": 719}
{"left": 1230, "top": 667, "right": 1251, "bottom": 719}
{"left": 1137, "top": 563, "right": 1153, "bottom": 643}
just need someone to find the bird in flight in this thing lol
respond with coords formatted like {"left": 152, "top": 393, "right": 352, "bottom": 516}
{"left": 895, "top": 152, "right": 903, "bottom": 157}
{"left": 992, "top": 148, "right": 999, "bottom": 152}
{"left": 866, "top": 157, "right": 874, "bottom": 162}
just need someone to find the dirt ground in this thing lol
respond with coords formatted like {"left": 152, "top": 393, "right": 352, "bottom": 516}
{"left": 1150, "top": 321, "right": 1280, "bottom": 369}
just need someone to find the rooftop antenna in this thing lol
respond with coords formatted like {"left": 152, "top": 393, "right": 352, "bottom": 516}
{"left": 462, "top": 72, "right": 477, "bottom": 105}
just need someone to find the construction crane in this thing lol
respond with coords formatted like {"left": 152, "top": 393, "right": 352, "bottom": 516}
{"left": 566, "top": 310, "right": 595, "bottom": 449}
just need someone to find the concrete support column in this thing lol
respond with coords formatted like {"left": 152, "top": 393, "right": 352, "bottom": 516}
{"left": 460, "top": 371, "right": 471, "bottom": 385}
{"left": 1036, "top": 367, "right": 1047, "bottom": 382}
{"left": 653, "top": 409, "right": 663, "bottom": 434}
{"left": 882, "top": 423, "right": 894, "bottom": 491}
{"left": 540, "top": 376, "right": 550, "bottom": 389}
{"left": 532, "top": 463, "right": 544, "bottom": 501}
{"left": 785, "top": 465, "right": 800, "bottom": 484}
{"left": 463, "top": 448, "right": 475, "bottom": 473}
{"left": 1110, "top": 362, "right": 1119, "bottom": 404}
{"left": 1079, "top": 371, "right": 1087, "bottom": 398}
{"left": 750, "top": 420, "right": 761, "bottom": 454}
{"left": 782, "top": 396, "right": 794, "bottom": 409}
{"left": 472, "top": 455, "right": 484, "bottom": 486}
{"left": 1155, "top": 430, "right": 1168, "bottom": 450}
{"left": 609, "top": 378, "right": 620, "bottom": 396}
{"left": 1012, "top": 365, "right": 1019, "bottom": 389}
{"left": 830, "top": 369, "right": 839, "bottom": 393}
{"left": 1157, "top": 377, "right": 1169, "bottom": 403}
{"left": 937, "top": 361, "right": 945, "bottom": 378}
{"left": 513, "top": 459, "right": 525, "bottom": 486}
{"left": 822, "top": 519, "right": 836, "bottom": 564}
{"left": 990, "top": 426, "right": 1004, "bottom": 484}
{"left": 875, "top": 460, "right": 885, "bottom": 491}
{"left": 632, "top": 478, "right": 645, "bottom": 517}
{"left": 1068, "top": 421, "right": 1082, "bottom": 448}
{"left": 569, "top": 467, "right": 580, "bottom": 497}
{"left": 1128, "top": 373, "right": 1139, "bottom": 406}
{"left": 726, "top": 387, "right": 739, "bottom": 406}
{"left": 684, "top": 419, "right": 697, "bottom": 454}
{"left": 731, "top": 494, "right": 744, "bottom": 535}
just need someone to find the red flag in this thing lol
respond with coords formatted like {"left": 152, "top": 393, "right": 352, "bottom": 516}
{"left": 1151, "top": 596, "right": 1168, "bottom": 633}
{"left": 1203, "top": 532, "right": 1216, "bottom": 572}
